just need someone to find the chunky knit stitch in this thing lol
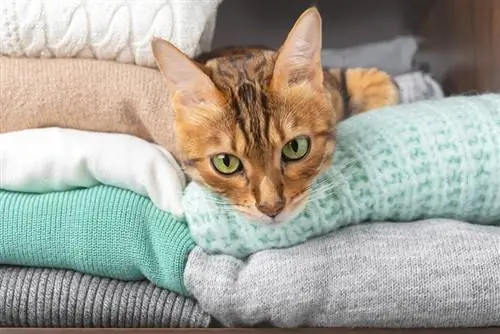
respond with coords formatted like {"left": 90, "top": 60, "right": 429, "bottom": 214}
{"left": 0, "top": 185, "right": 194, "bottom": 295}
{"left": 183, "top": 94, "right": 500, "bottom": 258}
{"left": 0, "top": 0, "right": 221, "bottom": 66}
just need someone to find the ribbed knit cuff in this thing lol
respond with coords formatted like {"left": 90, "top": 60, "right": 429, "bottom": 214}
{"left": 0, "top": 266, "right": 211, "bottom": 327}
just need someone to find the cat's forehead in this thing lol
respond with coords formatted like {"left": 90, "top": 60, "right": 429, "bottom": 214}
{"left": 200, "top": 50, "right": 333, "bottom": 156}
{"left": 205, "top": 50, "right": 277, "bottom": 89}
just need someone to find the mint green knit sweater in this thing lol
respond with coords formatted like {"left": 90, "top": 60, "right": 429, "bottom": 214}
{"left": 184, "top": 94, "right": 500, "bottom": 258}
{"left": 0, "top": 185, "right": 193, "bottom": 295}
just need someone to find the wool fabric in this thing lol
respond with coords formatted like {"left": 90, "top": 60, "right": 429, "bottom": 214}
{"left": 0, "top": 56, "right": 181, "bottom": 157}
{"left": 185, "top": 219, "right": 500, "bottom": 327}
{"left": 183, "top": 94, "right": 500, "bottom": 257}
{"left": 0, "top": 0, "right": 221, "bottom": 67}
{"left": 0, "top": 185, "right": 193, "bottom": 296}
{"left": 0, "top": 266, "right": 210, "bottom": 328}
{"left": 0, "top": 127, "right": 185, "bottom": 216}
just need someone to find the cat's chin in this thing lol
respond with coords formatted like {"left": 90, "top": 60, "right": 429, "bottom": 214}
{"left": 234, "top": 193, "right": 309, "bottom": 226}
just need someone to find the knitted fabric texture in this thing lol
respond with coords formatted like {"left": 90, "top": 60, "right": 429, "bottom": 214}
{"left": 185, "top": 219, "right": 500, "bottom": 327}
{"left": 0, "top": 266, "right": 210, "bottom": 328}
{"left": 0, "top": 0, "right": 221, "bottom": 67}
{"left": 0, "top": 185, "right": 194, "bottom": 295}
{"left": 0, "top": 56, "right": 181, "bottom": 157}
{"left": 183, "top": 94, "right": 500, "bottom": 258}
{"left": 0, "top": 127, "right": 185, "bottom": 216}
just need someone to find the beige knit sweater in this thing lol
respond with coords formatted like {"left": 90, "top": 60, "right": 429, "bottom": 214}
{"left": 0, "top": 57, "right": 179, "bottom": 157}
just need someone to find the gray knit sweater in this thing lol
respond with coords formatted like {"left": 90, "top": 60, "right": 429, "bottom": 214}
{"left": 0, "top": 266, "right": 210, "bottom": 328}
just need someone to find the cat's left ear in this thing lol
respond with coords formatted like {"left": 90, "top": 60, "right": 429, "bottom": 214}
{"left": 271, "top": 7, "right": 324, "bottom": 92}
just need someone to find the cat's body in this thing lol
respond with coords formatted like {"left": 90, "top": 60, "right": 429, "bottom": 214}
{"left": 152, "top": 7, "right": 399, "bottom": 224}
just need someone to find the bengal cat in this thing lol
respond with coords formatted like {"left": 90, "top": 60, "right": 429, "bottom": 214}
{"left": 152, "top": 7, "right": 399, "bottom": 225}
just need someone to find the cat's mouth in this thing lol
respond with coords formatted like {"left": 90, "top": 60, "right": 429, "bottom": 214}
{"left": 234, "top": 191, "right": 309, "bottom": 226}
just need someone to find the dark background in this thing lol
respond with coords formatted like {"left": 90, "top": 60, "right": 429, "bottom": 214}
{"left": 211, "top": 0, "right": 434, "bottom": 49}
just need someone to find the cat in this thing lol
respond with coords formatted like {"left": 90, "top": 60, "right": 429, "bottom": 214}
{"left": 151, "top": 7, "right": 399, "bottom": 225}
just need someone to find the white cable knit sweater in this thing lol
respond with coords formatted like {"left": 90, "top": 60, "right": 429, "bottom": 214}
{"left": 0, "top": 0, "right": 223, "bottom": 67}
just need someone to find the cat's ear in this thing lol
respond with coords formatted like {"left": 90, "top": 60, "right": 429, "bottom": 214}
{"left": 271, "top": 7, "right": 324, "bottom": 92}
{"left": 151, "top": 38, "right": 224, "bottom": 108}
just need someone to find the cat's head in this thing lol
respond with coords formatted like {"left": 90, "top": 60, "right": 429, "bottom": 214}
{"left": 152, "top": 8, "right": 338, "bottom": 224}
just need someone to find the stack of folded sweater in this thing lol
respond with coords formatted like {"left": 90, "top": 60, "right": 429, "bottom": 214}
{"left": 2, "top": 0, "right": 499, "bottom": 330}
{"left": 0, "top": 0, "right": 221, "bottom": 328}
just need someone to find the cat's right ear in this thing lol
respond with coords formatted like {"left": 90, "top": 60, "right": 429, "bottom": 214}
{"left": 151, "top": 38, "right": 224, "bottom": 109}
{"left": 271, "top": 7, "right": 324, "bottom": 92}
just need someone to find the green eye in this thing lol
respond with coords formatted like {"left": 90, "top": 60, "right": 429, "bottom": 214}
{"left": 211, "top": 154, "right": 242, "bottom": 175}
{"left": 282, "top": 136, "right": 310, "bottom": 162}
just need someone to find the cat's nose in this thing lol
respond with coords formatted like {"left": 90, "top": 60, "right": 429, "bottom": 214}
{"left": 257, "top": 200, "right": 285, "bottom": 218}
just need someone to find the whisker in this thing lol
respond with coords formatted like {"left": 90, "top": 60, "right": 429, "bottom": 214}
{"left": 205, "top": 201, "right": 234, "bottom": 208}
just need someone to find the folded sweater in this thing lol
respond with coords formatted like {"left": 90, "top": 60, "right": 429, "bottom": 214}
{"left": 0, "top": 266, "right": 210, "bottom": 328}
{"left": 186, "top": 219, "right": 500, "bottom": 327}
{"left": 0, "top": 56, "right": 180, "bottom": 158}
{"left": 0, "top": 0, "right": 222, "bottom": 66}
{"left": 0, "top": 185, "right": 193, "bottom": 296}
{"left": 0, "top": 128, "right": 185, "bottom": 216}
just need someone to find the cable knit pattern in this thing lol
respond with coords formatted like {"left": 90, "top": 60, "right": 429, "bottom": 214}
{"left": 0, "top": 185, "right": 194, "bottom": 296}
{"left": 0, "top": 0, "right": 222, "bottom": 67}
{"left": 183, "top": 94, "right": 500, "bottom": 257}
{"left": 0, "top": 266, "right": 210, "bottom": 328}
